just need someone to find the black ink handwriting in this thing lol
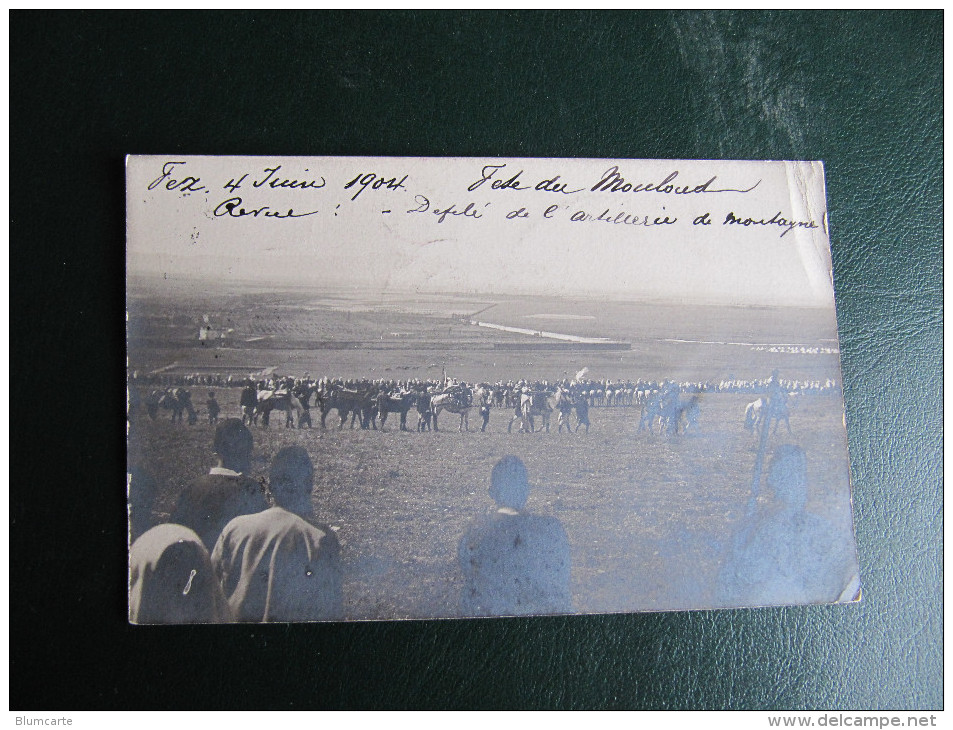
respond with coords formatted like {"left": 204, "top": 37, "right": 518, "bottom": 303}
{"left": 723, "top": 211, "right": 818, "bottom": 237}
{"left": 252, "top": 166, "right": 326, "bottom": 190}
{"left": 535, "top": 175, "right": 584, "bottom": 195}
{"left": 568, "top": 208, "right": 677, "bottom": 226}
{"left": 212, "top": 197, "right": 318, "bottom": 219}
{"left": 407, "top": 195, "right": 486, "bottom": 223}
{"left": 344, "top": 173, "right": 408, "bottom": 201}
{"left": 148, "top": 161, "right": 206, "bottom": 193}
{"left": 223, "top": 174, "right": 247, "bottom": 193}
{"left": 591, "top": 167, "right": 760, "bottom": 195}
{"left": 467, "top": 164, "right": 530, "bottom": 192}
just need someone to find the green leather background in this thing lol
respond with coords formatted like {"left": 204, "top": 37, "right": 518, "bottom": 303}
{"left": 10, "top": 11, "right": 941, "bottom": 709}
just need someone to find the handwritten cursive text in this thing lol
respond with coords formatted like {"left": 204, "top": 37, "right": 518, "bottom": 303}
{"left": 591, "top": 167, "right": 760, "bottom": 195}
{"left": 467, "top": 164, "right": 531, "bottom": 192}
{"left": 569, "top": 207, "right": 677, "bottom": 226}
{"left": 252, "top": 166, "right": 326, "bottom": 190}
{"left": 407, "top": 195, "right": 487, "bottom": 223}
{"left": 344, "top": 172, "right": 408, "bottom": 201}
{"left": 723, "top": 211, "right": 818, "bottom": 237}
{"left": 148, "top": 161, "right": 206, "bottom": 193}
{"left": 213, "top": 197, "right": 318, "bottom": 219}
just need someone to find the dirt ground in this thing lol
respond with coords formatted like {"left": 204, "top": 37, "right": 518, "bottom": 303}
{"left": 128, "top": 389, "right": 856, "bottom": 620}
{"left": 127, "top": 283, "right": 857, "bottom": 618}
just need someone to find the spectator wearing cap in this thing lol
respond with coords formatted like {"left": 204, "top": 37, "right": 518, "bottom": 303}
{"left": 170, "top": 419, "right": 269, "bottom": 551}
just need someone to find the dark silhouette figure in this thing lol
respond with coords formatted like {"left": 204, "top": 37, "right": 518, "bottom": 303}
{"left": 170, "top": 419, "right": 269, "bottom": 551}
{"left": 717, "top": 445, "right": 860, "bottom": 607}
{"left": 574, "top": 396, "right": 590, "bottom": 433}
{"left": 129, "top": 523, "right": 232, "bottom": 624}
{"left": 212, "top": 446, "right": 344, "bottom": 622}
{"left": 206, "top": 391, "right": 220, "bottom": 425}
{"left": 458, "top": 456, "right": 573, "bottom": 616}
{"left": 240, "top": 383, "right": 258, "bottom": 425}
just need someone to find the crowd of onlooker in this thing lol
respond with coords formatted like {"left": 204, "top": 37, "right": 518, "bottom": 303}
{"left": 128, "top": 420, "right": 575, "bottom": 623}
{"left": 129, "top": 411, "right": 858, "bottom": 622}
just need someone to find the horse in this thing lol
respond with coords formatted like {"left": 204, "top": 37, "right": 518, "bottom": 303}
{"left": 432, "top": 387, "right": 475, "bottom": 432}
{"left": 159, "top": 388, "right": 197, "bottom": 425}
{"left": 145, "top": 389, "right": 161, "bottom": 420}
{"left": 573, "top": 396, "right": 591, "bottom": 434}
{"left": 377, "top": 390, "right": 417, "bottom": 431}
{"left": 744, "top": 393, "right": 791, "bottom": 435}
{"left": 255, "top": 390, "right": 304, "bottom": 428}
{"left": 675, "top": 395, "right": 701, "bottom": 434}
{"left": 657, "top": 386, "right": 685, "bottom": 435}
{"left": 319, "top": 386, "right": 375, "bottom": 430}
{"left": 771, "top": 391, "right": 793, "bottom": 434}
{"left": 621, "top": 385, "right": 635, "bottom": 407}
{"left": 744, "top": 397, "right": 767, "bottom": 432}
{"left": 509, "top": 391, "right": 553, "bottom": 433}
{"left": 291, "top": 383, "right": 316, "bottom": 428}
{"left": 359, "top": 395, "right": 379, "bottom": 430}
{"left": 585, "top": 388, "right": 600, "bottom": 407}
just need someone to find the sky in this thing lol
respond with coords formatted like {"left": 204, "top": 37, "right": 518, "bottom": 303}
{"left": 127, "top": 156, "right": 835, "bottom": 307}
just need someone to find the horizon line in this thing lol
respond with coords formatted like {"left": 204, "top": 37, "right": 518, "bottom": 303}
{"left": 126, "top": 272, "right": 832, "bottom": 310}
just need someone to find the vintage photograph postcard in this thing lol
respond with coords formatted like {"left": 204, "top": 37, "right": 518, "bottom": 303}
{"left": 127, "top": 156, "right": 861, "bottom": 623}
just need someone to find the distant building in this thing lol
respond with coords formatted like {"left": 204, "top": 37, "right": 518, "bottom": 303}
{"left": 198, "top": 325, "right": 232, "bottom": 345}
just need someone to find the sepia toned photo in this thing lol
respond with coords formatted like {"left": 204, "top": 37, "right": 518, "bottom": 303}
{"left": 126, "top": 156, "right": 861, "bottom": 623}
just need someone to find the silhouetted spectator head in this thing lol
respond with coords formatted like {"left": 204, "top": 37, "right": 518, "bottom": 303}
{"left": 129, "top": 523, "right": 232, "bottom": 624}
{"left": 767, "top": 445, "right": 808, "bottom": 511}
{"left": 269, "top": 446, "right": 314, "bottom": 516}
{"left": 489, "top": 455, "right": 529, "bottom": 510}
{"left": 213, "top": 419, "right": 253, "bottom": 473}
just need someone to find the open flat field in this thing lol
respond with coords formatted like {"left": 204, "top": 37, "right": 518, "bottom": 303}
{"left": 128, "top": 389, "right": 854, "bottom": 619}
{"left": 127, "top": 280, "right": 856, "bottom": 618}
{"left": 128, "top": 279, "right": 842, "bottom": 385}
